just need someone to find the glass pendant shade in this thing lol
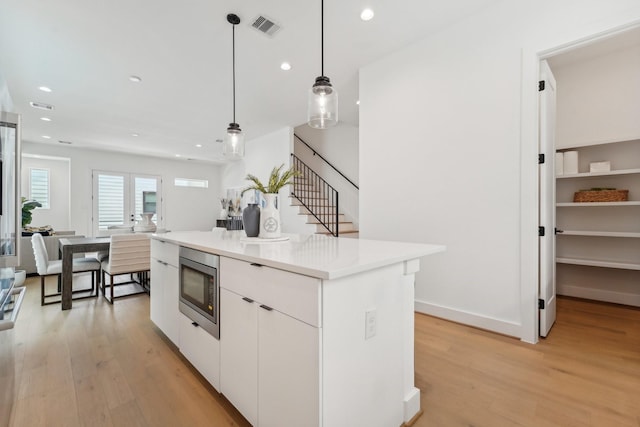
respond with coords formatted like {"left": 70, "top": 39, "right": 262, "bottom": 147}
{"left": 308, "top": 76, "right": 338, "bottom": 129}
{"left": 223, "top": 122, "right": 244, "bottom": 160}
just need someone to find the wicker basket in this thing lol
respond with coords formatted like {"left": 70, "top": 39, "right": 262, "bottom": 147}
{"left": 573, "top": 189, "right": 628, "bottom": 202}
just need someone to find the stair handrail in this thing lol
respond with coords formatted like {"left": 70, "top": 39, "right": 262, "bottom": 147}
{"left": 294, "top": 134, "right": 359, "bottom": 190}
{"left": 290, "top": 153, "right": 340, "bottom": 237}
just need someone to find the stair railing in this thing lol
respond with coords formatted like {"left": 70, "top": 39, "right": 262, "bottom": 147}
{"left": 291, "top": 153, "right": 339, "bottom": 237}
{"left": 294, "top": 134, "right": 359, "bottom": 190}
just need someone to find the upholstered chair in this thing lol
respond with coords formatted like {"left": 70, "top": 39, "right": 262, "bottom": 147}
{"left": 31, "top": 233, "right": 102, "bottom": 306}
{"left": 100, "top": 233, "right": 151, "bottom": 304}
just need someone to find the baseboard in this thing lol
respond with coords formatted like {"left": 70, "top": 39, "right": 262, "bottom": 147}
{"left": 558, "top": 285, "right": 640, "bottom": 307}
{"left": 414, "top": 299, "right": 521, "bottom": 338}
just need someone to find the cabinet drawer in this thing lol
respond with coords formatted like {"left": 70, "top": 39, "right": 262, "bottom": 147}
{"left": 220, "top": 257, "right": 321, "bottom": 327}
{"left": 151, "top": 239, "right": 179, "bottom": 266}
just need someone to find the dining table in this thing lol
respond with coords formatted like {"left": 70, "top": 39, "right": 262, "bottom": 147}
{"left": 59, "top": 237, "right": 110, "bottom": 310}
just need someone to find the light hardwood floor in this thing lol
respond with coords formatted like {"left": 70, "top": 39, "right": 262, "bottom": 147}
{"left": 2, "top": 276, "right": 639, "bottom": 426}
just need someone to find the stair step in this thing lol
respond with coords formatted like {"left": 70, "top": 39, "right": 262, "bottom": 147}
{"left": 297, "top": 207, "right": 337, "bottom": 216}
{"left": 317, "top": 230, "right": 360, "bottom": 237}
{"left": 303, "top": 214, "right": 346, "bottom": 224}
{"left": 315, "top": 222, "right": 356, "bottom": 233}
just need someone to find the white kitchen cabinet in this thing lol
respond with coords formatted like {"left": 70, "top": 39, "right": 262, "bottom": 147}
{"left": 556, "top": 138, "right": 640, "bottom": 306}
{"left": 220, "top": 257, "right": 321, "bottom": 427}
{"left": 178, "top": 312, "right": 221, "bottom": 391}
{"left": 150, "top": 239, "right": 180, "bottom": 344}
{"left": 220, "top": 288, "right": 258, "bottom": 425}
{"left": 258, "top": 303, "right": 319, "bottom": 427}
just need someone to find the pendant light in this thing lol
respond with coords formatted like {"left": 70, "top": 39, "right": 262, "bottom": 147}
{"left": 307, "top": 0, "right": 338, "bottom": 129}
{"left": 223, "top": 13, "right": 244, "bottom": 159}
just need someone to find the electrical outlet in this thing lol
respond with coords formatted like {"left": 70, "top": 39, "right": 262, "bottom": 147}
{"left": 365, "top": 309, "right": 377, "bottom": 340}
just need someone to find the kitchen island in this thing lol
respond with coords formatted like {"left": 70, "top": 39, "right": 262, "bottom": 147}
{"left": 150, "top": 230, "right": 444, "bottom": 427}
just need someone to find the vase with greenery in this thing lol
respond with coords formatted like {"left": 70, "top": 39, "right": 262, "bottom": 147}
{"left": 242, "top": 164, "right": 300, "bottom": 238}
{"left": 21, "top": 197, "right": 42, "bottom": 229}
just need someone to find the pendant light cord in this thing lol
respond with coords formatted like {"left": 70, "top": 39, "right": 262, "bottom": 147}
{"left": 321, "top": 0, "right": 324, "bottom": 77}
{"left": 232, "top": 23, "right": 236, "bottom": 124}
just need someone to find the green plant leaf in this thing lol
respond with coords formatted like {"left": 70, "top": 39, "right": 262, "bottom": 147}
{"left": 241, "top": 164, "right": 300, "bottom": 195}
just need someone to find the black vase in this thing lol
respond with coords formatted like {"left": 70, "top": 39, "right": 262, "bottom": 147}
{"left": 242, "top": 203, "right": 260, "bottom": 237}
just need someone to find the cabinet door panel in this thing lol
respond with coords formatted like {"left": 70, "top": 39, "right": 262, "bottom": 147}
{"left": 258, "top": 308, "right": 320, "bottom": 427}
{"left": 220, "top": 288, "right": 258, "bottom": 425}
{"left": 150, "top": 258, "right": 164, "bottom": 331}
{"left": 162, "top": 263, "right": 180, "bottom": 344}
{"left": 178, "top": 313, "right": 221, "bottom": 391}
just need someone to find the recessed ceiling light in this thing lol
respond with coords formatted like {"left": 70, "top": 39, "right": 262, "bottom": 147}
{"left": 40, "top": 117, "right": 52, "bottom": 122}
{"left": 195, "top": 144, "right": 202, "bottom": 148}
{"left": 356, "top": 100, "right": 360, "bottom": 105}
{"left": 42, "top": 135, "right": 51, "bottom": 139}
{"left": 129, "top": 75, "right": 142, "bottom": 83}
{"left": 175, "top": 154, "right": 181, "bottom": 157}
{"left": 360, "top": 8, "right": 374, "bottom": 21}
{"left": 280, "top": 62, "right": 292, "bottom": 71}
{"left": 131, "top": 133, "right": 139, "bottom": 137}
{"left": 38, "top": 86, "right": 52, "bottom": 93}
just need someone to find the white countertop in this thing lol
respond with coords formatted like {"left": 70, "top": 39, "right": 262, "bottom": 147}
{"left": 151, "top": 230, "right": 445, "bottom": 280}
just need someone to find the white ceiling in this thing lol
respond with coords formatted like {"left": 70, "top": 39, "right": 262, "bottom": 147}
{"left": 0, "top": 0, "right": 504, "bottom": 163}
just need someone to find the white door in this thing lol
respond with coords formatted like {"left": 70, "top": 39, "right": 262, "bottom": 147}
{"left": 92, "top": 171, "right": 162, "bottom": 236}
{"left": 539, "top": 59, "right": 557, "bottom": 337}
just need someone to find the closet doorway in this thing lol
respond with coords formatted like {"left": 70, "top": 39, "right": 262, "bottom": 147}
{"left": 539, "top": 26, "right": 640, "bottom": 337}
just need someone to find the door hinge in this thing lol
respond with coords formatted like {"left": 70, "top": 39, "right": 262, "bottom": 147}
{"left": 539, "top": 299, "right": 545, "bottom": 309}
{"left": 539, "top": 80, "right": 545, "bottom": 91}
{"left": 538, "top": 153, "right": 545, "bottom": 164}
{"left": 538, "top": 226, "right": 545, "bottom": 237}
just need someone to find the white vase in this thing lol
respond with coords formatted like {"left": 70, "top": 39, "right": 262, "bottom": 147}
{"left": 135, "top": 212, "right": 157, "bottom": 232}
{"left": 259, "top": 193, "right": 281, "bottom": 238}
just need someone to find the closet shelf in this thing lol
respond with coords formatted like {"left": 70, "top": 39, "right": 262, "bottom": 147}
{"left": 557, "top": 201, "right": 640, "bottom": 207}
{"left": 556, "top": 257, "right": 640, "bottom": 271}
{"left": 558, "top": 230, "right": 640, "bottom": 238}
{"left": 556, "top": 168, "right": 640, "bottom": 179}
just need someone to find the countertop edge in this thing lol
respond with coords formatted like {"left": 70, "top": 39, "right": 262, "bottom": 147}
{"left": 151, "top": 232, "right": 445, "bottom": 280}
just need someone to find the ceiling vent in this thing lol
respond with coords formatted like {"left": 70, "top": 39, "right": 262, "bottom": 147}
{"left": 29, "top": 101, "right": 54, "bottom": 111}
{"left": 251, "top": 15, "right": 281, "bottom": 37}
{"left": 58, "top": 140, "right": 73, "bottom": 145}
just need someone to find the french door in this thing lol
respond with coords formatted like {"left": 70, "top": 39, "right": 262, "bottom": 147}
{"left": 92, "top": 170, "right": 162, "bottom": 236}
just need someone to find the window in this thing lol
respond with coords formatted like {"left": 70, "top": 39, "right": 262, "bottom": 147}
{"left": 97, "top": 174, "right": 125, "bottom": 229}
{"left": 29, "top": 168, "right": 50, "bottom": 208}
{"left": 174, "top": 178, "right": 208, "bottom": 188}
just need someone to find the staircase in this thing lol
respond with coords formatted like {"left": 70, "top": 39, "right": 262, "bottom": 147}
{"left": 291, "top": 154, "right": 358, "bottom": 238}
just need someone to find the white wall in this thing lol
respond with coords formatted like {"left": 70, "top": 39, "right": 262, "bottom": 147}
{"left": 22, "top": 141, "right": 223, "bottom": 236}
{"left": 294, "top": 124, "right": 359, "bottom": 227}
{"left": 359, "top": 0, "right": 640, "bottom": 341}
{"left": 222, "top": 127, "right": 315, "bottom": 234}
{"left": 0, "top": 70, "right": 12, "bottom": 111}
{"left": 553, "top": 45, "right": 640, "bottom": 148}
{"left": 21, "top": 155, "right": 70, "bottom": 230}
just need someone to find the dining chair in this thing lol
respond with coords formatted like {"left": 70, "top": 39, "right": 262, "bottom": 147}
{"left": 95, "top": 225, "right": 135, "bottom": 262}
{"left": 31, "top": 233, "right": 102, "bottom": 306}
{"left": 100, "top": 233, "right": 151, "bottom": 304}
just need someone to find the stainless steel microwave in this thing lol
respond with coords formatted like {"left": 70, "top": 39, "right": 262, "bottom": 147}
{"left": 178, "top": 246, "right": 219, "bottom": 339}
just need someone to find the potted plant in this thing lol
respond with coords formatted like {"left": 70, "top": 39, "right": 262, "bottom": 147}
{"left": 242, "top": 164, "right": 300, "bottom": 238}
{"left": 21, "top": 197, "right": 42, "bottom": 229}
